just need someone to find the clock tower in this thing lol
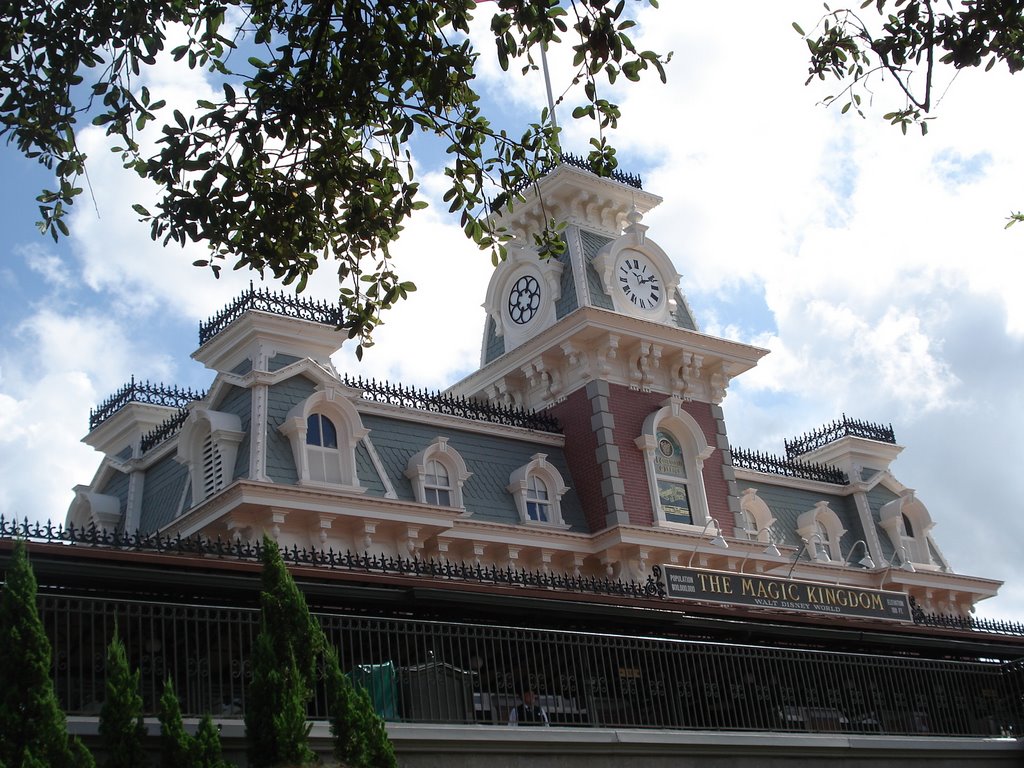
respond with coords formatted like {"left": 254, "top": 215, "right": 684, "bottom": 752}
{"left": 450, "top": 159, "right": 768, "bottom": 541}
{"left": 453, "top": 159, "right": 766, "bottom": 413}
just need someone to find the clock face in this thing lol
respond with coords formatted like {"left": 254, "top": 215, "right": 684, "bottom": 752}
{"left": 508, "top": 274, "right": 541, "bottom": 325}
{"left": 617, "top": 255, "right": 662, "bottom": 310}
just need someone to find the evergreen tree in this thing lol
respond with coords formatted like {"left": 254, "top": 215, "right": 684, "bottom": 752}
{"left": 158, "top": 679, "right": 227, "bottom": 768}
{"left": 244, "top": 536, "right": 322, "bottom": 767}
{"left": 325, "top": 648, "right": 397, "bottom": 768}
{"left": 158, "top": 679, "right": 190, "bottom": 768}
{"left": 0, "top": 541, "right": 91, "bottom": 768}
{"left": 69, "top": 738, "right": 96, "bottom": 768}
{"left": 192, "top": 714, "right": 228, "bottom": 768}
{"left": 99, "top": 633, "right": 148, "bottom": 768}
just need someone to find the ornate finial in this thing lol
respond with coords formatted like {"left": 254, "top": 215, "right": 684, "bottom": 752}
{"left": 624, "top": 203, "right": 647, "bottom": 243}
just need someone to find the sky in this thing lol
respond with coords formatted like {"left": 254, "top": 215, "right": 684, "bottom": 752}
{"left": 1, "top": 2, "right": 1022, "bottom": 621}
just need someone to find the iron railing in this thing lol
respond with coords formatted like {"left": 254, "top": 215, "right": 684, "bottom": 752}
{"left": 785, "top": 414, "right": 897, "bottom": 459}
{"left": 343, "top": 375, "right": 561, "bottom": 433}
{"left": 0, "top": 517, "right": 663, "bottom": 602}
{"left": 89, "top": 377, "right": 204, "bottom": 431}
{"left": 499, "top": 152, "right": 643, "bottom": 203}
{"left": 5, "top": 518, "right": 1024, "bottom": 638}
{"left": 199, "top": 282, "right": 343, "bottom": 346}
{"left": 731, "top": 447, "right": 848, "bottom": 485}
{"left": 140, "top": 407, "right": 191, "bottom": 453}
{"left": 35, "top": 593, "right": 1024, "bottom": 737}
{"left": 125, "top": 369, "right": 561, "bottom": 457}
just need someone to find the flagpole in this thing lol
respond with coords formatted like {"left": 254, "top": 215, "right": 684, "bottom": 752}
{"left": 540, "top": 41, "right": 558, "bottom": 132}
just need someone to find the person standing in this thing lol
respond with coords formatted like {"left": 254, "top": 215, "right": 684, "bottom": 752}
{"left": 508, "top": 689, "right": 550, "bottom": 726}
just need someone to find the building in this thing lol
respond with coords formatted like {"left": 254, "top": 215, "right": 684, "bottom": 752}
{"left": 5, "top": 158, "right": 1023, "bottom": 766}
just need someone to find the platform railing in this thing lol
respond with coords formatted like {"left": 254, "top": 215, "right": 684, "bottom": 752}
{"left": 37, "top": 593, "right": 1022, "bottom": 738}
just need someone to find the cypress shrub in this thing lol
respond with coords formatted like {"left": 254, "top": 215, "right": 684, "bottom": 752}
{"left": 158, "top": 679, "right": 191, "bottom": 768}
{"left": 192, "top": 714, "right": 228, "bottom": 768}
{"left": 325, "top": 648, "right": 396, "bottom": 768}
{"left": 99, "top": 633, "right": 147, "bottom": 768}
{"left": 0, "top": 541, "right": 93, "bottom": 768}
{"left": 244, "top": 536, "right": 321, "bottom": 767}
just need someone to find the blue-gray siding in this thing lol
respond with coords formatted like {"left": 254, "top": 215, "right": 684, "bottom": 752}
{"left": 98, "top": 470, "right": 130, "bottom": 530}
{"left": 672, "top": 290, "right": 697, "bottom": 330}
{"left": 265, "top": 375, "right": 318, "bottom": 484}
{"left": 269, "top": 353, "right": 302, "bottom": 372}
{"left": 580, "top": 229, "right": 614, "bottom": 311}
{"left": 231, "top": 358, "right": 253, "bottom": 375}
{"left": 362, "top": 414, "right": 586, "bottom": 531}
{"left": 214, "top": 385, "right": 252, "bottom": 482}
{"left": 555, "top": 242, "right": 578, "bottom": 319}
{"left": 864, "top": 484, "right": 902, "bottom": 562}
{"left": 139, "top": 453, "right": 189, "bottom": 533}
{"left": 483, "top": 317, "right": 505, "bottom": 366}
{"left": 741, "top": 481, "right": 867, "bottom": 555}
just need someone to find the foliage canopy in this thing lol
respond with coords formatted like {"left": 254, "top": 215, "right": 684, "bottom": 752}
{"left": 0, "top": 0, "right": 667, "bottom": 354}
{"left": 795, "top": 0, "right": 1024, "bottom": 226}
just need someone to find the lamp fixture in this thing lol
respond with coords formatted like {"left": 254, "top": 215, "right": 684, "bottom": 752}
{"left": 877, "top": 545, "right": 916, "bottom": 589}
{"left": 738, "top": 526, "right": 781, "bottom": 573}
{"left": 885, "top": 545, "right": 916, "bottom": 574}
{"left": 786, "top": 532, "right": 828, "bottom": 580}
{"left": 687, "top": 519, "right": 729, "bottom": 567}
{"left": 843, "top": 539, "right": 877, "bottom": 570}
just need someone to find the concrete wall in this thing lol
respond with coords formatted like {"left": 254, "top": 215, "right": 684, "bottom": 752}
{"left": 389, "top": 725, "right": 1022, "bottom": 768}
{"left": 69, "top": 719, "right": 1023, "bottom": 767}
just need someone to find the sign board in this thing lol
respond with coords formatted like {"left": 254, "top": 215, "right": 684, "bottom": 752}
{"left": 662, "top": 565, "right": 913, "bottom": 622}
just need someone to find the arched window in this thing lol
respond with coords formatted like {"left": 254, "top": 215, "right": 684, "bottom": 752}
{"left": 814, "top": 520, "right": 831, "bottom": 560}
{"left": 508, "top": 454, "right": 569, "bottom": 527}
{"left": 635, "top": 398, "right": 714, "bottom": 530}
{"left": 526, "top": 475, "right": 550, "bottom": 522}
{"left": 405, "top": 437, "right": 471, "bottom": 509}
{"left": 279, "top": 387, "right": 368, "bottom": 490}
{"left": 653, "top": 431, "right": 692, "bottom": 525}
{"left": 880, "top": 491, "right": 940, "bottom": 568}
{"left": 425, "top": 460, "right": 451, "bottom": 506}
{"left": 305, "top": 413, "right": 341, "bottom": 484}
{"left": 796, "top": 501, "right": 846, "bottom": 562}
{"left": 739, "top": 488, "right": 776, "bottom": 542}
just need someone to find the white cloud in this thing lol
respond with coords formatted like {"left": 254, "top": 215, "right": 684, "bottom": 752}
{"left": 0, "top": 309, "right": 177, "bottom": 522}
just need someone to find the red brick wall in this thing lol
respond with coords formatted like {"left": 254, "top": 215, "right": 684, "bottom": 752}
{"left": 548, "top": 389, "right": 605, "bottom": 532}
{"left": 605, "top": 386, "right": 662, "bottom": 527}
{"left": 550, "top": 384, "right": 733, "bottom": 534}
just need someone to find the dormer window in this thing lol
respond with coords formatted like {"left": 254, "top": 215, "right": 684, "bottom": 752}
{"left": 880, "top": 491, "right": 941, "bottom": 568}
{"left": 508, "top": 454, "right": 569, "bottom": 527}
{"left": 279, "top": 387, "right": 368, "bottom": 490}
{"left": 406, "top": 437, "right": 471, "bottom": 509}
{"left": 739, "top": 488, "right": 776, "bottom": 542}
{"left": 796, "top": 501, "right": 846, "bottom": 562}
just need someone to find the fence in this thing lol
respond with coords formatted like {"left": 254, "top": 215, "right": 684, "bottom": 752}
{"left": 39, "top": 592, "right": 1022, "bottom": 738}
